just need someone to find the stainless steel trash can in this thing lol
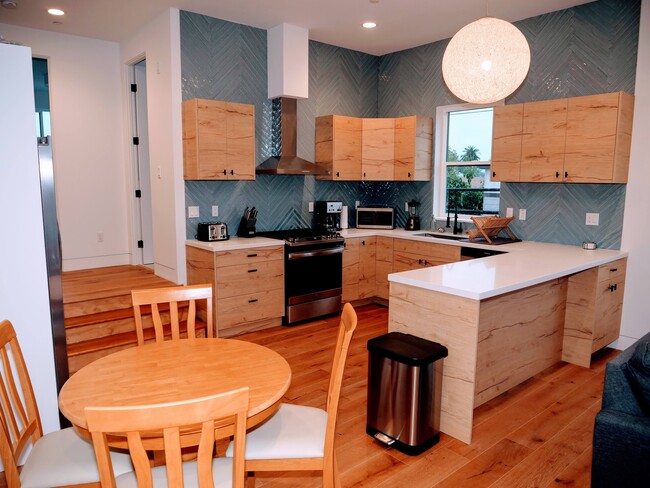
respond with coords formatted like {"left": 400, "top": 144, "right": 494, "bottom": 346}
{"left": 366, "top": 332, "right": 448, "bottom": 455}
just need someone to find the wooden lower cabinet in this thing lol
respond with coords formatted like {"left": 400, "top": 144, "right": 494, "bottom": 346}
{"left": 562, "top": 257, "right": 627, "bottom": 367}
{"left": 186, "top": 245, "right": 284, "bottom": 336}
{"left": 392, "top": 239, "right": 461, "bottom": 272}
{"left": 342, "top": 237, "right": 376, "bottom": 302}
{"left": 375, "top": 237, "right": 394, "bottom": 300}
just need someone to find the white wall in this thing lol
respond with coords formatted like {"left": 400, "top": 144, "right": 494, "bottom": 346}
{"left": 0, "top": 44, "right": 59, "bottom": 442}
{"left": 120, "top": 8, "right": 186, "bottom": 284}
{"left": 619, "top": 0, "right": 650, "bottom": 349}
{"left": 0, "top": 24, "right": 130, "bottom": 271}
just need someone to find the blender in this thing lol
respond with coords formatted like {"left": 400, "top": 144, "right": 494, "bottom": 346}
{"left": 404, "top": 200, "right": 420, "bottom": 231}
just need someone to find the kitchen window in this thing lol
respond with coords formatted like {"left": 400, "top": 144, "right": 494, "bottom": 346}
{"left": 434, "top": 103, "right": 501, "bottom": 221}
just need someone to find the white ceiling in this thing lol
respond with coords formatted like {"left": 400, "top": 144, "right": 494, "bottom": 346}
{"left": 0, "top": 0, "right": 595, "bottom": 56}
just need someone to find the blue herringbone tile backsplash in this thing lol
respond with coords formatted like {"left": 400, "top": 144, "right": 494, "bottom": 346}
{"left": 181, "top": 0, "right": 640, "bottom": 249}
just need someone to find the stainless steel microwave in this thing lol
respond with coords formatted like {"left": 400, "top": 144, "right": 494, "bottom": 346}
{"left": 356, "top": 207, "right": 395, "bottom": 229}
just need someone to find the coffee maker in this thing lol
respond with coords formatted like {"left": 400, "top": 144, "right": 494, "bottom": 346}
{"left": 405, "top": 200, "right": 420, "bottom": 231}
{"left": 314, "top": 201, "right": 342, "bottom": 232}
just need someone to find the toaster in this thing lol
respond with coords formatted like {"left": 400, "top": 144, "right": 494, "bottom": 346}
{"left": 197, "top": 222, "right": 229, "bottom": 242}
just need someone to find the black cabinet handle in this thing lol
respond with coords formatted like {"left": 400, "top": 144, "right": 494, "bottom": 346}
{"left": 610, "top": 268, "right": 618, "bottom": 272}
{"left": 555, "top": 171, "right": 560, "bottom": 178}
{"left": 248, "top": 269, "right": 258, "bottom": 273}
{"left": 230, "top": 169, "right": 234, "bottom": 175}
{"left": 565, "top": 171, "right": 568, "bottom": 178}
{"left": 223, "top": 169, "right": 227, "bottom": 175}
{"left": 336, "top": 171, "right": 340, "bottom": 177}
{"left": 363, "top": 172, "right": 366, "bottom": 178}
{"left": 247, "top": 253, "right": 258, "bottom": 257}
{"left": 362, "top": 240, "right": 365, "bottom": 245}
{"left": 424, "top": 260, "right": 429, "bottom": 266}
{"left": 492, "top": 171, "right": 496, "bottom": 178}
{"left": 418, "top": 259, "right": 422, "bottom": 265}
{"left": 408, "top": 172, "right": 411, "bottom": 177}
{"left": 608, "top": 284, "right": 618, "bottom": 292}
{"left": 248, "top": 298, "right": 258, "bottom": 303}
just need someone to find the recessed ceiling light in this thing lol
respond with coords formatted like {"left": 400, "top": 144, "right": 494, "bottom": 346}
{"left": 48, "top": 8, "right": 65, "bottom": 16}
{"left": 362, "top": 22, "right": 377, "bottom": 29}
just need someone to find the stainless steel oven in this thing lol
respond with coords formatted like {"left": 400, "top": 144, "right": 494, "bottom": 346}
{"left": 257, "top": 229, "right": 344, "bottom": 324}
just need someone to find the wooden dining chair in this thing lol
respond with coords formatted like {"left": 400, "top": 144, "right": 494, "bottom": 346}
{"left": 225, "top": 303, "right": 358, "bottom": 488}
{"left": 85, "top": 387, "right": 250, "bottom": 488}
{"left": 0, "top": 319, "right": 133, "bottom": 488}
{"left": 131, "top": 283, "right": 213, "bottom": 345}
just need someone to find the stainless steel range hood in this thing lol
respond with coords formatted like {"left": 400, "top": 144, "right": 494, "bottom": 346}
{"left": 256, "top": 97, "right": 330, "bottom": 175}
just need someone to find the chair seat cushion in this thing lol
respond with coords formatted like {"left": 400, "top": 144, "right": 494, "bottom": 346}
{"left": 225, "top": 403, "right": 328, "bottom": 460}
{"left": 20, "top": 427, "right": 133, "bottom": 488}
{"left": 627, "top": 339, "right": 650, "bottom": 415}
{"left": 115, "top": 457, "right": 233, "bottom": 487}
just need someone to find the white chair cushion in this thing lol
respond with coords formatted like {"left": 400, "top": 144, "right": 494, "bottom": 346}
{"left": 115, "top": 457, "right": 233, "bottom": 488}
{"left": 20, "top": 427, "right": 133, "bottom": 488}
{"left": 225, "top": 403, "right": 328, "bottom": 460}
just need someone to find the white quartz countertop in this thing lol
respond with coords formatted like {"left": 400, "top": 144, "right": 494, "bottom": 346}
{"left": 186, "top": 236, "right": 283, "bottom": 251}
{"left": 186, "top": 229, "right": 626, "bottom": 301}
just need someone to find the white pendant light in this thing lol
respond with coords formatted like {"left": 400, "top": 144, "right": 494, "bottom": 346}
{"left": 442, "top": 16, "right": 530, "bottom": 104}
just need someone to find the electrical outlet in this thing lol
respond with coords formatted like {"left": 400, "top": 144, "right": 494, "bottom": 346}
{"left": 586, "top": 212, "right": 600, "bottom": 226}
{"left": 405, "top": 202, "right": 409, "bottom": 212}
{"left": 506, "top": 207, "right": 514, "bottom": 218}
{"left": 519, "top": 209, "right": 527, "bottom": 221}
{"left": 97, "top": 232, "right": 104, "bottom": 243}
{"left": 355, "top": 201, "right": 360, "bottom": 209}
{"left": 188, "top": 206, "right": 199, "bottom": 218}
{"left": 308, "top": 202, "right": 314, "bottom": 212}
{"left": 212, "top": 205, "right": 219, "bottom": 217}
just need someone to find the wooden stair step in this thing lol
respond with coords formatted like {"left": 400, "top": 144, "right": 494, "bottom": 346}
{"left": 65, "top": 301, "right": 191, "bottom": 329}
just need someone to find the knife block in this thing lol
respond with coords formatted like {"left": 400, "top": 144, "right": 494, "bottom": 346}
{"left": 237, "top": 216, "right": 256, "bottom": 238}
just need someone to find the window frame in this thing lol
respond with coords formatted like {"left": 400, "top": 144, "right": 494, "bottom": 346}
{"left": 433, "top": 101, "right": 503, "bottom": 221}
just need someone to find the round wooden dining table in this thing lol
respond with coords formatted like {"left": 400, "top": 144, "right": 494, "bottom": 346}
{"left": 59, "top": 338, "right": 291, "bottom": 444}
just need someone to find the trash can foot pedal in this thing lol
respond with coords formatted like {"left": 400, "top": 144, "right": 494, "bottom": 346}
{"left": 373, "top": 432, "right": 395, "bottom": 445}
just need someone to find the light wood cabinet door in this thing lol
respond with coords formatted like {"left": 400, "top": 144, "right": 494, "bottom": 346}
{"left": 226, "top": 102, "right": 255, "bottom": 180}
{"left": 564, "top": 92, "right": 634, "bottom": 183}
{"left": 342, "top": 238, "right": 360, "bottom": 302}
{"left": 393, "top": 240, "right": 460, "bottom": 272}
{"left": 491, "top": 104, "right": 523, "bottom": 182}
{"left": 182, "top": 98, "right": 255, "bottom": 180}
{"left": 315, "top": 115, "right": 362, "bottom": 181}
{"left": 394, "top": 116, "right": 433, "bottom": 181}
{"left": 521, "top": 98, "right": 567, "bottom": 182}
{"left": 375, "top": 237, "right": 393, "bottom": 300}
{"left": 562, "top": 257, "right": 626, "bottom": 367}
{"left": 362, "top": 118, "right": 395, "bottom": 181}
{"left": 359, "top": 237, "right": 377, "bottom": 298}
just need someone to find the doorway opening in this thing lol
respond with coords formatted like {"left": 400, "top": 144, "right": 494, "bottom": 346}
{"left": 129, "top": 59, "right": 154, "bottom": 265}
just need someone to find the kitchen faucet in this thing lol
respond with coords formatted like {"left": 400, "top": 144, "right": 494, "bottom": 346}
{"left": 453, "top": 205, "right": 461, "bottom": 235}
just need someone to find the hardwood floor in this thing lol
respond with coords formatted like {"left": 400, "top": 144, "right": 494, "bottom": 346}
{"left": 235, "top": 304, "right": 614, "bottom": 487}
{"left": 0, "top": 302, "right": 613, "bottom": 487}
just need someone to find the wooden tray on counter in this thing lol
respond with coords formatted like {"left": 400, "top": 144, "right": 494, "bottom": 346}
{"left": 466, "top": 216, "right": 518, "bottom": 244}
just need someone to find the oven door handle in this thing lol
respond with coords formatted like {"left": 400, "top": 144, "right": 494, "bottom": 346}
{"left": 287, "top": 246, "right": 344, "bottom": 260}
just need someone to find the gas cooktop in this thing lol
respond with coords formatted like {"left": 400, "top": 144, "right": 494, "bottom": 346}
{"left": 257, "top": 228, "right": 343, "bottom": 246}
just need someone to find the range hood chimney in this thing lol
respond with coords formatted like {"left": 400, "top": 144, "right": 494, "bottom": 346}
{"left": 255, "top": 97, "right": 330, "bottom": 175}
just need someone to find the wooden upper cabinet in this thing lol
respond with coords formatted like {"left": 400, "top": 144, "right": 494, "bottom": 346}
{"left": 394, "top": 116, "right": 433, "bottom": 181}
{"left": 491, "top": 104, "right": 523, "bottom": 182}
{"left": 564, "top": 92, "right": 634, "bottom": 183}
{"left": 183, "top": 98, "right": 255, "bottom": 181}
{"left": 362, "top": 118, "right": 395, "bottom": 181}
{"left": 493, "top": 92, "right": 634, "bottom": 184}
{"left": 315, "top": 115, "right": 362, "bottom": 180}
{"left": 521, "top": 98, "right": 568, "bottom": 182}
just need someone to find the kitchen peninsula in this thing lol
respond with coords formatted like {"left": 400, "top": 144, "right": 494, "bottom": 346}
{"left": 187, "top": 229, "right": 627, "bottom": 444}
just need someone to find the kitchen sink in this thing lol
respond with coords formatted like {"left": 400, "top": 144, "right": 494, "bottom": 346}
{"left": 414, "top": 232, "right": 466, "bottom": 240}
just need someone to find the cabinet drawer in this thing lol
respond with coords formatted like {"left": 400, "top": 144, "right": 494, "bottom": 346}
{"left": 216, "top": 288, "right": 284, "bottom": 330}
{"left": 216, "top": 260, "right": 283, "bottom": 299}
{"left": 597, "top": 258, "right": 627, "bottom": 284}
{"left": 393, "top": 252, "right": 425, "bottom": 272}
{"left": 393, "top": 239, "right": 460, "bottom": 262}
{"left": 215, "top": 246, "right": 283, "bottom": 268}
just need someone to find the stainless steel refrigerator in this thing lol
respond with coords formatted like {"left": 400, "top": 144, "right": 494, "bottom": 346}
{"left": 37, "top": 136, "right": 70, "bottom": 427}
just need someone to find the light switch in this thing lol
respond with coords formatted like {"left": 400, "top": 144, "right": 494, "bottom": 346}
{"left": 212, "top": 205, "right": 219, "bottom": 217}
{"left": 308, "top": 202, "right": 314, "bottom": 212}
{"left": 188, "top": 206, "right": 199, "bottom": 218}
{"left": 586, "top": 213, "right": 600, "bottom": 226}
{"left": 519, "top": 209, "right": 527, "bottom": 221}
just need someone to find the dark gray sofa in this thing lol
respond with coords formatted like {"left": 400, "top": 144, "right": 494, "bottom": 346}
{"left": 591, "top": 331, "right": 650, "bottom": 488}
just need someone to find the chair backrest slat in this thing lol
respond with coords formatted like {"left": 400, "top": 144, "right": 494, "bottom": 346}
{"left": 0, "top": 320, "right": 44, "bottom": 488}
{"left": 131, "top": 284, "right": 213, "bottom": 345}
{"left": 86, "top": 387, "right": 249, "bottom": 488}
